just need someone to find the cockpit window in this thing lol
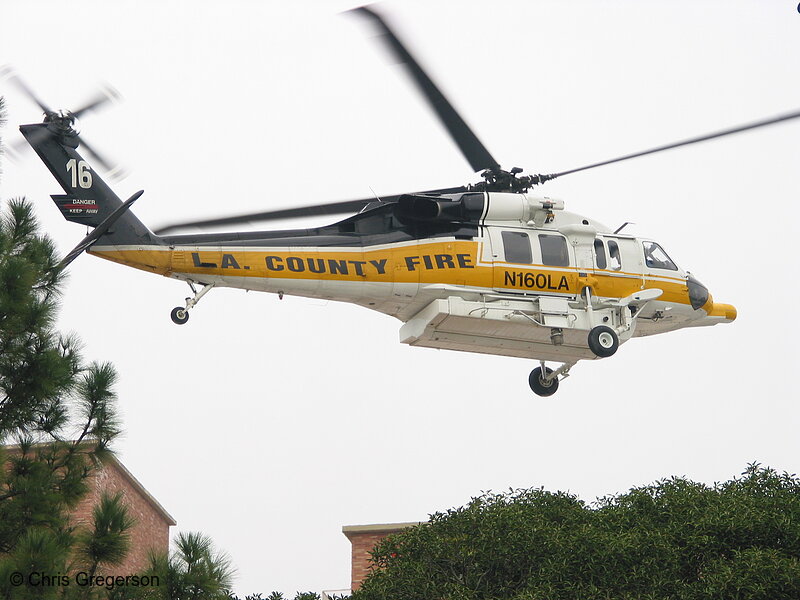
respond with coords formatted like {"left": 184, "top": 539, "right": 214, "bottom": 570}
{"left": 643, "top": 241, "right": 678, "bottom": 271}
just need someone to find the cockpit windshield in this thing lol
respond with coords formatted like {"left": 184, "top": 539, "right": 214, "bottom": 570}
{"left": 643, "top": 241, "right": 678, "bottom": 271}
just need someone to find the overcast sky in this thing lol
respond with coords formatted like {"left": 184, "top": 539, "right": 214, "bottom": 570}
{"left": 2, "top": 0, "right": 799, "bottom": 595}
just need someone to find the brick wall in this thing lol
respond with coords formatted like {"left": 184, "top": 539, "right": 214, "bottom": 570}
{"left": 342, "top": 522, "right": 421, "bottom": 591}
{"left": 69, "top": 456, "right": 175, "bottom": 575}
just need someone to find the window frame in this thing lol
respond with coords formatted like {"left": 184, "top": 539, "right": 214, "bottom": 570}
{"left": 642, "top": 241, "right": 679, "bottom": 271}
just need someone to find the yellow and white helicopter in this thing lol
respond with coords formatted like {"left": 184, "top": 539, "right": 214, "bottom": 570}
{"left": 7, "top": 7, "right": 800, "bottom": 396}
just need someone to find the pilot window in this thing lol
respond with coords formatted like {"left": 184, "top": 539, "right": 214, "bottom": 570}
{"left": 643, "top": 241, "right": 678, "bottom": 271}
{"left": 607, "top": 240, "right": 622, "bottom": 271}
{"left": 501, "top": 231, "right": 532, "bottom": 264}
{"left": 539, "top": 234, "right": 570, "bottom": 267}
{"left": 594, "top": 239, "right": 607, "bottom": 269}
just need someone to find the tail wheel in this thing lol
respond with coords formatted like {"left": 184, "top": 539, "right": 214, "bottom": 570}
{"left": 529, "top": 366, "right": 559, "bottom": 397}
{"left": 588, "top": 325, "right": 619, "bottom": 358}
{"left": 170, "top": 307, "right": 189, "bottom": 325}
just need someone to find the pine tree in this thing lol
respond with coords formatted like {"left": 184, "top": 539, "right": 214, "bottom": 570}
{"left": 138, "top": 532, "right": 235, "bottom": 600}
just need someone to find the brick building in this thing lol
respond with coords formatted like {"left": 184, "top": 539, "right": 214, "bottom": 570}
{"left": 342, "top": 522, "right": 421, "bottom": 591}
{"left": 3, "top": 445, "right": 175, "bottom": 575}
{"left": 70, "top": 452, "right": 176, "bottom": 574}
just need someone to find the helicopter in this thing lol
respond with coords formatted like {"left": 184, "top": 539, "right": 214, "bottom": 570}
{"left": 6, "top": 6, "right": 800, "bottom": 396}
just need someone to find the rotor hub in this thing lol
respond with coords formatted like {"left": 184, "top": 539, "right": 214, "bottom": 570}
{"left": 469, "top": 168, "right": 555, "bottom": 193}
{"left": 43, "top": 110, "right": 77, "bottom": 133}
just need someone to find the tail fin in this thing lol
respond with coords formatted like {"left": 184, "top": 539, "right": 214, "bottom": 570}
{"left": 20, "top": 123, "right": 158, "bottom": 247}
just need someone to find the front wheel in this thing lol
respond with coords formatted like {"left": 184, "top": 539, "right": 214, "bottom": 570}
{"left": 588, "top": 325, "right": 618, "bottom": 358}
{"left": 529, "top": 366, "right": 559, "bottom": 397}
{"left": 170, "top": 307, "right": 189, "bottom": 325}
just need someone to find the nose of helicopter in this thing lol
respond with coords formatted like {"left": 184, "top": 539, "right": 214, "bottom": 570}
{"left": 687, "top": 274, "right": 736, "bottom": 324}
{"left": 694, "top": 293, "right": 737, "bottom": 326}
{"left": 705, "top": 301, "right": 737, "bottom": 322}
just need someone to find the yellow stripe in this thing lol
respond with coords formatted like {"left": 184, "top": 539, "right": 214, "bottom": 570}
{"left": 89, "top": 241, "right": 694, "bottom": 307}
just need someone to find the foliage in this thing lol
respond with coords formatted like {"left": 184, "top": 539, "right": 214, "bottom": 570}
{"left": 77, "top": 491, "right": 136, "bottom": 575}
{"left": 227, "top": 593, "right": 321, "bottom": 600}
{"left": 125, "top": 531, "right": 235, "bottom": 600}
{"left": 0, "top": 195, "right": 127, "bottom": 597}
{"left": 353, "top": 464, "right": 800, "bottom": 600}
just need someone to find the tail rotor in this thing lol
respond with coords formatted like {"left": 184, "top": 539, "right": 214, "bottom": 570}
{"left": 0, "top": 65, "right": 127, "bottom": 180}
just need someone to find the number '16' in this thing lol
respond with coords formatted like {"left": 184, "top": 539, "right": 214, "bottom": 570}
{"left": 66, "top": 159, "right": 92, "bottom": 189}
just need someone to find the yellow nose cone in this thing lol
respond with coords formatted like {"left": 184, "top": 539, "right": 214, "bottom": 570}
{"left": 708, "top": 302, "right": 737, "bottom": 322}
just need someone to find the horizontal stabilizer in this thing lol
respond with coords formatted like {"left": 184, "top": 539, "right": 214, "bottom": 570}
{"left": 58, "top": 190, "right": 144, "bottom": 270}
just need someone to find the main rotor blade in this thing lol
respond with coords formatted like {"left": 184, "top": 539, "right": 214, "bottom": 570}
{"left": 78, "top": 137, "right": 116, "bottom": 172}
{"left": 153, "top": 185, "right": 467, "bottom": 235}
{"left": 352, "top": 6, "right": 500, "bottom": 174}
{"left": 1, "top": 65, "right": 53, "bottom": 114}
{"left": 71, "top": 83, "right": 121, "bottom": 119}
{"left": 156, "top": 199, "right": 382, "bottom": 235}
{"left": 535, "top": 108, "right": 800, "bottom": 183}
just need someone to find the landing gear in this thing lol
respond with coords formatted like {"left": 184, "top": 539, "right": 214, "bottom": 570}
{"left": 528, "top": 361, "right": 575, "bottom": 397}
{"left": 170, "top": 281, "right": 215, "bottom": 325}
{"left": 529, "top": 366, "right": 558, "bottom": 397}
{"left": 170, "top": 307, "right": 189, "bottom": 325}
{"left": 588, "top": 325, "right": 619, "bottom": 358}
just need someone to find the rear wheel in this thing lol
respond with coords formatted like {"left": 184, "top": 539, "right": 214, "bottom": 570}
{"left": 588, "top": 325, "right": 618, "bottom": 357}
{"left": 529, "top": 366, "right": 559, "bottom": 397}
{"left": 170, "top": 307, "right": 189, "bottom": 325}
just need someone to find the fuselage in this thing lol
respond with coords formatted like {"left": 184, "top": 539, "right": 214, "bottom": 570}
{"left": 88, "top": 192, "right": 736, "bottom": 353}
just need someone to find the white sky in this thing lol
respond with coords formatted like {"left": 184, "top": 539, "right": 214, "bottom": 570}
{"left": 2, "top": 0, "right": 799, "bottom": 595}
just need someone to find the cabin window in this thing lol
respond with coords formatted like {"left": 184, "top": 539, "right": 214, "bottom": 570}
{"left": 643, "top": 241, "right": 678, "bottom": 271}
{"left": 501, "top": 231, "right": 532, "bottom": 264}
{"left": 607, "top": 240, "right": 622, "bottom": 270}
{"left": 594, "top": 239, "right": 607, "bottom": 269}
{"left": 539, "top": 234, "right": 570, "bottom": 267}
